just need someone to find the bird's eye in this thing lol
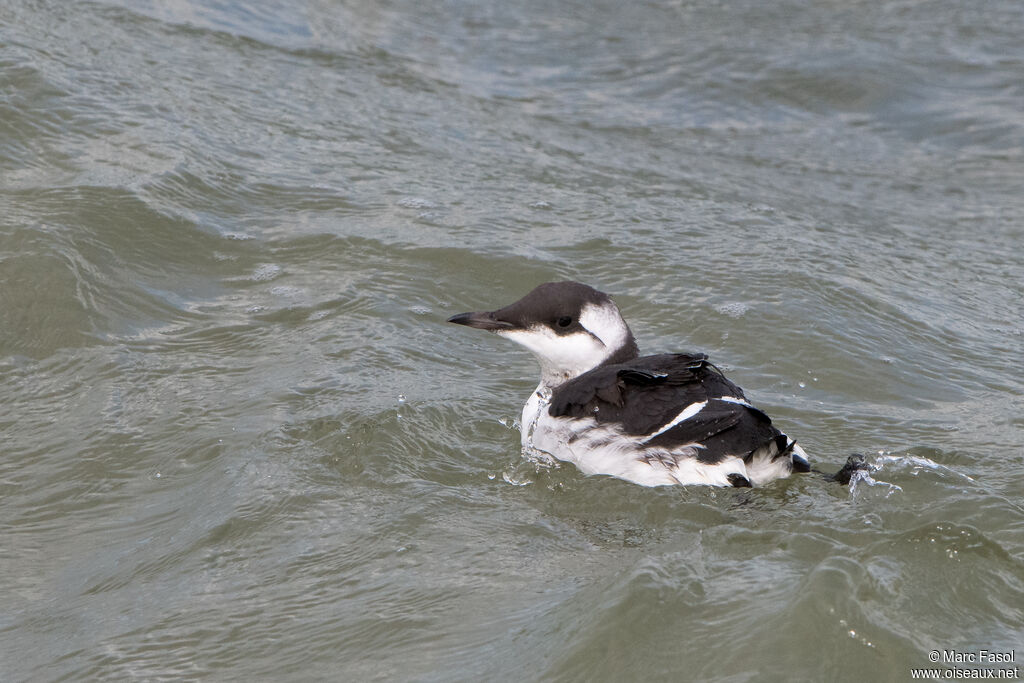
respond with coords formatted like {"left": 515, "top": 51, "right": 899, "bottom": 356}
{"left": 556, "top": 316, "right": 572, "bottom": 328}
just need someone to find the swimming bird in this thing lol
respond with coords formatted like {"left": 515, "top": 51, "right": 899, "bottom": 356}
{"left": 447, "top": 281, "right": 811, "bottom": 487}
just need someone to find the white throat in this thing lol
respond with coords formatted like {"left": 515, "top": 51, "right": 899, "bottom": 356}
{"left": 499, "top": 302, "right": 632, "bottom": 390}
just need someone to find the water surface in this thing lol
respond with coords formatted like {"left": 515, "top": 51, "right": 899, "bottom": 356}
{"left": 2, "top": 0, "right": 1023, "bottom": 680}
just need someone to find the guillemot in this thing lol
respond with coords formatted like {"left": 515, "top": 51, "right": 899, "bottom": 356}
{"left": 447, "top": 281, "right": 811, "bottom": 487}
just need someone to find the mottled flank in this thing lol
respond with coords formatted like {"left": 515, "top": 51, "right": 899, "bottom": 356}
{"left": 640, "top": 450, "right": 681, "bottom": 469}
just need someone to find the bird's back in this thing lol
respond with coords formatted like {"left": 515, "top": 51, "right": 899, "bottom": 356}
{"left": 529, "top": 353, "right": 806, "bottom": 486}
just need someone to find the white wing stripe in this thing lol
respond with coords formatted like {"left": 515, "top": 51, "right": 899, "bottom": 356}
{"left": 641, "top": 401, "right": 707, "bottom": 443}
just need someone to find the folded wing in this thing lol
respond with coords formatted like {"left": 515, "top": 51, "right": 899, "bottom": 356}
{"left": 548, "top": 353, "right": 785, "bottom": 465}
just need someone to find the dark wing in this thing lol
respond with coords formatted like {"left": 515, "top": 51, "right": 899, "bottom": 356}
{"left": 550, "top": 353, "right": 745, "bottom": 433}
{"left": 644, "top": 401, "right": 784, "bottom": 465}
{"left": 549, "top": 353, "right": 783, "bottom": 464}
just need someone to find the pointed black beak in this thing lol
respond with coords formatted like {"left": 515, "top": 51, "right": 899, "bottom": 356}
{"left": 446, "top": 311, "right": 516, "bottom": 331}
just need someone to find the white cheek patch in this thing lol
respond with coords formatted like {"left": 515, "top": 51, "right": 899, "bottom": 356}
{"left": 578, "top": 302, "right": 630, "bottom": 352}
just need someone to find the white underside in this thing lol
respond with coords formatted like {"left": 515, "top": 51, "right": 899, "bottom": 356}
{"left": 520, "top": 384, "right": 804, "bottom": 487}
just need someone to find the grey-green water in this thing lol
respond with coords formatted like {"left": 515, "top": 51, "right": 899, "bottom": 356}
{"left": 2, "top": 1, "right": 1023, "bottom": 680}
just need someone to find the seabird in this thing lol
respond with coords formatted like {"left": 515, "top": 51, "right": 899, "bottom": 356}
{"left": 447, "top": 281, "right": 811, "bottom": 487}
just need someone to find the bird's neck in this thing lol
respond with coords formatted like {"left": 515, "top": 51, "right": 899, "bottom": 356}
{"left": 603, "top": 332, "right": 640, "bottom": 366}
{"left": 537, "top": 332, "right": 640, "bottom": 390}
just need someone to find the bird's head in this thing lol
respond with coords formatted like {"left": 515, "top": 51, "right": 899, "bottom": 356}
{"left": 447, "top": 281, "right": 639, "bottom": 387}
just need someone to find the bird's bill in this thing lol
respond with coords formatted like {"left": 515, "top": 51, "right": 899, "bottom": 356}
{"left": 446, "top": 311, "right": 516, "bottom": 331}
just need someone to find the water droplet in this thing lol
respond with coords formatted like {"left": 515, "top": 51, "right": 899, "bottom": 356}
{"left": 798, "top": 381, "right": 806, "bottom": 388}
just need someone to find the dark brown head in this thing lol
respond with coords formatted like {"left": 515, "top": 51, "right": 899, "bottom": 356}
{"left": 447, "top": 281, "right": 639, "bottom": 386}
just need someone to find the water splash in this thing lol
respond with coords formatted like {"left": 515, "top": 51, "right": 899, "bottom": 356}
{"left": 500, "top": 388, "right": 559, "bottom": 487}
{"left": 501, "top": 469, "right": 534, "bottom": 487}
{"left": 847, "top": 466, "right": 903, "bottom": 498}
{"left": 497, "top": 417, "right": 520, "bottom": 431}
{"left": 848, "top": 452, "right": 974, "bottom": 498}
{"left": 874, "top": 454, "right": 975, "bottom": 482}
{"left": 501, "top": 450, "right": 559, "bottom": 487}
{"left": 522, "top": 386, "right": 552, "bottom": 453}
